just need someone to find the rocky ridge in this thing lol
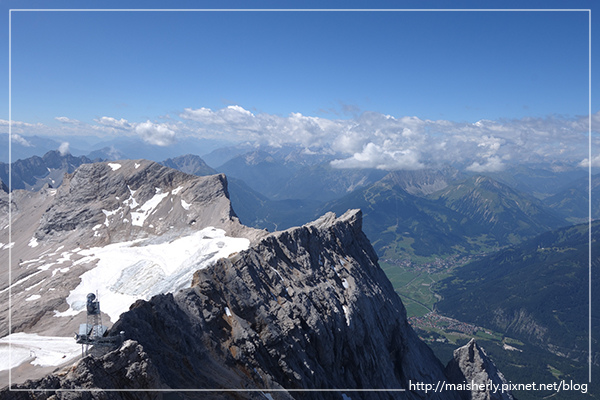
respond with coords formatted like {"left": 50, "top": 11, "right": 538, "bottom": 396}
{"left": 445, "top": 339, "right": 514, "bottom": 400}
{"left": 6, "top": 209, "right": 459, "bottom": 399}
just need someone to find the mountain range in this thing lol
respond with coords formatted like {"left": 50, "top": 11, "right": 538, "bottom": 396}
{"left": 0, "top": 158, "right": 516, "bottom": 399}
{"left": 0, "top": 147, "right": 594, "bottom": 398}
{"left": 436, "top": 220, "right": 599, "bottom": 365}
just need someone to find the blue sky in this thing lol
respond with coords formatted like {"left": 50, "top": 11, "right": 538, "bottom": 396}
{"left": 7, "top": 7, "right": 590, "bottom": 123}
{"left": 2, "top": 1, "right": 599, "bottom": 170}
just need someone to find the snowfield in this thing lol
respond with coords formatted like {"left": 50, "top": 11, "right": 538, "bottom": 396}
{"left": 55, "top": 227, "right": 250, "bottom": 322}
{"left": 0, "top": 333, "right": 81, "bottom": 372}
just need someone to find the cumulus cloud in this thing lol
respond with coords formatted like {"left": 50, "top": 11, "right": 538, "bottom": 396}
{"left": 134, "top": 121, "right": 176, "bottom": 146}
{"left": 58, "top": 142, "right": 70, "bottom": 155}
{"left": 0, "top": 119, "right": 34, "bottom": 127}
{"left": 331, "top": 142, "right": 424, "bottom": 170}
{"left": 4, "top": 106, "right": 598, "bottom": 170}
{"left": 177, "top": 105, "right": 597, "bottom": 170}
{"left": 180, "top": 105, "right": 346, "bottom": 149}
{"left": 466, "top": 156, "right": 506, "bottom": 172}
{"left": 10, "top": 134, "right": 32, "bottom": 147}
{"left": 578, "top": 153, "right": 600, "bottom": 168}
{"left": 94, "top": 116, "right": 133, "bottom": 130}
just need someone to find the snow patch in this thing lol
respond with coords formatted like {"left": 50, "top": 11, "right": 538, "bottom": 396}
{"left": 28, "top": 237, "right": 39, "bottom": 248}
{"left": 25, "top": 294, "right": 41, "bottom": 301}
{"left": 181, "top": 199, "right": 191, "bottom": 210}
{"left": 55, "top": 227, "right": 250, "bottom": 322}
{"left": 0, "top": 332, "right": 81, "bottom": 371}
{"left": 342, "top": 305, "right": 351, "bottom": 326}
{"left": 130, "top": 190, "right": 169, "bottom": 227}
{"left": 171, "top": 186, "right": 184, "bottom": 195}
{"left": 102, "top": 208, "right": 122, "bottom": 227}
{"left": 225, "top": 307, "right": 232, "bottom": 317}
{"left": 123, "top": 186, "right": 139, "bottom": 209}
{"left": 107, "top": 163, "right": 121, "bottom": 171}
{"left": 134, "top": 163, "right": 140, "bottom": 169}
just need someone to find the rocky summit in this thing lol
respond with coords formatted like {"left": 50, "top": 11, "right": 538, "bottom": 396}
{"left": 1, "top": 160, "right": 513, "bottom": 400}
{"left": 445, "top": 339, "right": 514, "bottom": 400}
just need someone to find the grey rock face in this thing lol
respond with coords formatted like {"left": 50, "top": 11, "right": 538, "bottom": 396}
{"left": 1, "top": 159, "right": 263, "bottom": 341}
{"left": 4, "top": 340, "right": 162, "bottom": 400}
{"left": 445, "top": 339, "right": 515, "bottom": 400}
{"left": 35, "top": 159, "right": 251, "bottom": 244}
{"left": 5, "top": 210, "right": 461, "bottom": 399}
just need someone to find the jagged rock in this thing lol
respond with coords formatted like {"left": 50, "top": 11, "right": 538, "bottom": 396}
{"left": 4, "top": 340, "right": 162, "bottom": 400}
{"left": 3, "top": 210, "right": 461, "bottom": 399}
{"left": 35, "top": 160, "right": 254, "bottom": 243}
{"left": 0, "top": 150, "right": 93, "bottom": 192}
{"left": 445, "top": 339, "right": 514, "bottom": 400}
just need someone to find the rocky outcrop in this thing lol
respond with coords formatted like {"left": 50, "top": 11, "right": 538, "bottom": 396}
{"left": 5, "top": 210, "right": 461, "bottom": 399}
{"left": 6, "top": 340, "right": 162, "bottom": 400}
{"left": 35, "top": 159, "right": 257, "bottom": 244}
{"left": 445, "top": 339, "right": 514, "bottom": 400}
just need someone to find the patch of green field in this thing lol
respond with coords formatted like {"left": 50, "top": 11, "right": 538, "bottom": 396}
{"left": 381, "top": 261, "right": 457, "bottom": 318}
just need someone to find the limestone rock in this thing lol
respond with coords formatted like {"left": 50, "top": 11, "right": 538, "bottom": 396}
{"left": 445, "top": 339, "right": 515, "bottom": 400}
{"left": 3, "top": 210, "right": 464, "bottom": 399}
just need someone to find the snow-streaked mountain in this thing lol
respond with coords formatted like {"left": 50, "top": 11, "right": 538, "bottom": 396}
{"left": 0, "top": 150, "right": 95, "bottom": 192}
{"left": 1, "top": 160, "right": 264, "bottom": 384}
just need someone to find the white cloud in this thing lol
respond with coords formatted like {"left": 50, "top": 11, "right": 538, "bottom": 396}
{"left": 331, "top": 142, "right": 424, "bottom": 170}
{"left": 466, "top": 156, "right": 506, "bottom": 172}
{"left": 10, "top": 134, "right": 32, "bottom": 147}
{"left": 578, "top": 153, "right": 600, "bottom": 168}
{"left": 94, "top": 117, "right": 132, "bottom": 130}
{"left": 55, "top": 117, "right": 81, "bottom": 125}
{"left": 2, "top": 107, "right": 598, "bottom": 170}
{"left": 0, "top": 119, "right": 34, "bottom": 127}
{"left": 58, "top": 142, "right": 70, "bottom": 156}
{"left": 134, "top": 121, "right": 176, "bottom": 146}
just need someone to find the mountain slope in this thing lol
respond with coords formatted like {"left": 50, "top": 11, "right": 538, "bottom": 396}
{"left": 482, "top": 163, "right": 589, "bottom": 200}
{"left": 436, "top": 221, "right": 599, "bottom": 364}
{"left": 430, "top": 175, "right": 567, "bottom": 243}
{"left": 8, "top": 210, "right": 463, "bottom": 399}
{"left": 320, "top": 176, "right": 476, "bottom": 259}
{"left": 275, "top": 163, "right": 387, "bottom": 202}
{"left": 322, "top": 173, "right": 568, "bottom": 262}
{"left": 543, "top": 173, "right": 600, "bottom": 223}
{"left": 1, "top": 160, "right": 263, "bottom": 357}
{"left": 217, "top": 150, "right": 301, "bottom": 199}
{"left": 157, "top": 154, "right": 320, "bottom": 232}
{"left": 161, "top": 154, "right": 218, "bottom": 176}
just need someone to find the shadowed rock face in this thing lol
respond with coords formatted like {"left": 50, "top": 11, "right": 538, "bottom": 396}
{"left": 445, "top": 339, "right": 515, "bottom": 400}
{"left": 6, "top": 210, "right": 461, "bottom": 400}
